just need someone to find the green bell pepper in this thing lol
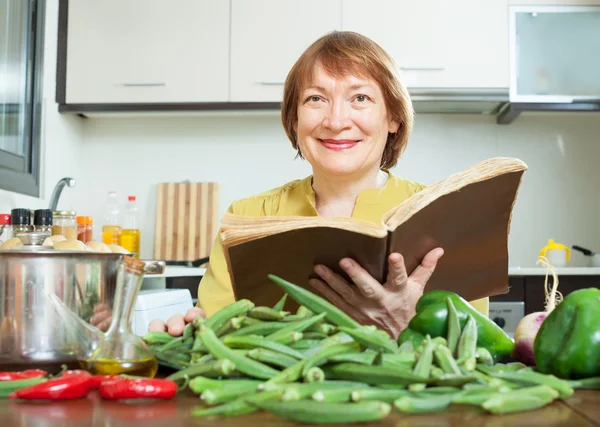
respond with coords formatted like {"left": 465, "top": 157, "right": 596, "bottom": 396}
{"left": 398, "top": 290, "right": 514, "bottom": 363}
{"left": 534, "top": 288, "right": 600, "bottom": 380}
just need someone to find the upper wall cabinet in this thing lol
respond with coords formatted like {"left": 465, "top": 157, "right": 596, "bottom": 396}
{"left": 342, "top": 0, "right": 509, "bottom": 89}
{"left": 60, "top": 0, "right": 230, "bottom": 104}
{"left": 229, "top": 0, "right": 342, "bottom": 102}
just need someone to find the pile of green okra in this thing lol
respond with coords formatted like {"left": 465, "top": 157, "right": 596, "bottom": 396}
{"left": 143, "top": 274, "right": 595, "bottom": 423}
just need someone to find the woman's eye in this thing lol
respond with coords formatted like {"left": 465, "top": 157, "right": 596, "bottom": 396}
{"left": 308, "top": 95, "right": 321, "bottom": 102}
{"left": 355, "top": 95, "right": 369, "bottom": 102}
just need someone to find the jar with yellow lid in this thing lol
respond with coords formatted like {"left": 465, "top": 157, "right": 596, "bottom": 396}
{"left": 539, "top": 239, "right": 571, "bottom": 267}
{"left": 52, "top": 211, "right": 77, "bottom": 240}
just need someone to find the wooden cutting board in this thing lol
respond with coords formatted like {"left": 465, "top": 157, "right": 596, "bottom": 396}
{"left": 154, "top": 182, "right": 219, "bottom": 262}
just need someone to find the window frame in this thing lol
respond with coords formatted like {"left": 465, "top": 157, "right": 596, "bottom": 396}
{"left": 0, "top": 0, "right": 45, "bottom": 197}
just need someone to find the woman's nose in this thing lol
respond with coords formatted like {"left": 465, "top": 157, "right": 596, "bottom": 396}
{"left": 322, "top": 101, "right": 352, "bottom": 132}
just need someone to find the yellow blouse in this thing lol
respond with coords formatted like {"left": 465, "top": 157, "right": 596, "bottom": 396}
{"left": 197, "top": 173, "right": 489, "bottom": 318}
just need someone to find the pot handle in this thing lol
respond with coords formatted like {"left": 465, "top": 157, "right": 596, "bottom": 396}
{"left": 572, "top": 245, "right": 594, "bottom": 256}
{"left": 143, "top": 260, "right": 166, "bottom": 275}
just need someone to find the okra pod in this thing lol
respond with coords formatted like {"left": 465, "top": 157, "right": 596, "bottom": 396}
{"left": 322, "top": 362, "right": 430, "bottom": 386}
{"left": 296, "top": 305, "right": 313, "bottom": 317}
{"left": 351, "top": 388, "right": 410, "bottom": 403}
{"left": 183, "top": 322, "right": 194, "bottom": 340}
{"left": 433, "top": 343, "right": 462, "bottom": 375}
{"left": 266, "top": 312, "right": 327, "bottom": 341}
{"left": 250, "top": 400, "right": 391, "bottom": 424}
{"left": 248, "top": 306, "right": 285, "bottom": 321}
{"left": 215, "top": 316, "right": 246, "bottom": 337}
{"left": 188, "top": 376, "right": 262, "bottom": 394}
{"left": 433, "top": 373, "right": 479, "bottom": 387}
{"left": 303, "top": 367, "right": 325, "bottom": 383}
{"left": 475, "top": 347, "right": 494, "bottom": 366}
{"left": 192, "top": 389, "right": 284, "bottom": 417}
{"left": 199, "top": 326, "right": 280, "bottom": 380}
{"left": 302, "top": 342, "right": 362, "bottom": 376}
{"left": 282, "top": 381, "right": 369, "bottom": 401}
{"left": 201, "top": 382, "right": 263, "bottom": 405}
{"left": 246, "top": 348, "right": 299, "bottom": 369}
{"left": 271, "top": 331, "right": 303, "bottom": 346}
{"left": 393, "top": 395, "right": 453, "bottom": 414}
{"left": 328, "top": 352, "right": 376, "bottom": 365}
{"left": 262, "top": 360, "right": 306, "bottom": 386}
{"left": 290, "top": 339, "right": 324, "bottom": 350}
{"left": 457, "top": 314, "right": 477, "bottom": 371}
{"left": 272, "top": 293, "right": 288, "bottom": 311}
{"left": 227, "top": 321, "right": 289, "bottom": 337}
{"left": 431, "top": 337, "right": 448, "bottom": 347}
{"left": 222, "top": 335, "right": 305, "bottom": 359}
{"left": 142, "top": 331, "right": 176, "bottom": 345}
{"left": 190, "top": 353, "right": 214, "bottom": 365}
{"left": 302, "top": 332, "right": 328, "bottom": 340}
{"left": 481, "top": 394, "right": 554, "bottom": 415}
{"left": 446, "top": 297, "right": 461, "bottom": 356}
{"left": 397, "top": 341, "right": 415, "bottom": 354}
{"left": 166, "top": 359, "right": 236, "bottom": 382}
{"left": 204, "top": 299, "right": 254, "bottom": 331}
{"left": 267, "top": 274, "right": 360, "bottom": 329}
{"left": 429, "top": 367, "right": 445, "bottom": 379}
{"left": 338, "top": 326, "right": 397, "bottom": 354}
{"left": 312, "top": 386, "right": 359, "bottom": 403}
{"left": 568, "top": 377, "right": 600, "bottom": 390}
{"left": 409, "top": 335, "right": 434, "bottom": 391}
{"left": 477, "top": 367, "right": 574, "bottom": 398}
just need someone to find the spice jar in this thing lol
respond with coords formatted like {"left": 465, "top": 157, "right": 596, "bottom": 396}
{"left": 0, "top": 214, "right": 11, "bottom": 243}
{"left": 77, "top": 216, "right": 93, "bottom": 243}
{"left": 11, "top": 209, "right": 33, "bottom": 234}
{"left": 34, "top": 209, "right": 53, "bottom": 236}
{"left": 52, "top": 211, "right": 77, "bottom": 239}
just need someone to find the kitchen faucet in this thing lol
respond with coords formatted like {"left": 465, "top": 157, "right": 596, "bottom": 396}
{"left": 48, "top": 177, "right": 76, "bottom": 212}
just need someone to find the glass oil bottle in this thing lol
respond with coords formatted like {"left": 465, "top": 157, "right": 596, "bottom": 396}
{"left": 82, "top": 256, "right": 158, "bottom": 377}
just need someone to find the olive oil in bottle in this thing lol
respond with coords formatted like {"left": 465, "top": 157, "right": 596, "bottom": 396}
{"left": 84, "top": 357, "right": 158, "bottom": 377}
{"left": 83, "top": 256, "right": 158, "bottom": 377}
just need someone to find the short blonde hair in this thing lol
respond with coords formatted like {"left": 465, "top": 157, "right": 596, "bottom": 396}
{"left": 281, "top": 31, "right": 414, "bottom": 170}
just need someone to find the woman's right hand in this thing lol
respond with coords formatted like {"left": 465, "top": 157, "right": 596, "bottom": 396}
{"left": 147, "top": 307, "right": 205, "bottom": 337}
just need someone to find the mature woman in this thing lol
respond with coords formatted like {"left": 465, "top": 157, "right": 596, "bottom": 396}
{"left": 148, "top": 31, "right": 488, "bottom": 340}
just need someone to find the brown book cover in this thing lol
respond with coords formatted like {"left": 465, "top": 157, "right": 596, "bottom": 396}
{"left": 220, "top": 157, "right": 527, "bottom": 310}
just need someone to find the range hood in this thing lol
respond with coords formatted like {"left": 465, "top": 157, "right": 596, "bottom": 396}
{"left": 409, "top": 88, "right": 509, "bottom": 115}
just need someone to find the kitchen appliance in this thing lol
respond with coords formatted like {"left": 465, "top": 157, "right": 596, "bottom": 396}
{"left": 132, "top": 289, "right": 193, "bottom": 336}
{"left": 539, "top": 239, "right": 571, "bottom": 267}
{"left": 572, "top": 245, "right": 600, "bottom": 267}
{"left": 0, "top": 247, "right": 164, "bottom": 371}
{"left": 488, "top": 301, "right": 525, "bottom": 339}
{"left": 154, "top": 181, "right": 219, "bottom": 263}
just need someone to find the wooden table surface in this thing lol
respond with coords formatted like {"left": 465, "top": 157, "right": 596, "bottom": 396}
{"left": 0, "top": 387, "right": 598, "bottom": 427}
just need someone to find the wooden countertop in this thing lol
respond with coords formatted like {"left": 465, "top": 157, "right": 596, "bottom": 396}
{"left": 0, "top": 386, "right": 597, "bottom": 426}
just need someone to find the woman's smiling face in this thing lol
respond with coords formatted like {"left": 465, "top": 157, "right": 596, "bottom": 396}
{"left": 295, "top": 62, "right": 399, "bottom": 178}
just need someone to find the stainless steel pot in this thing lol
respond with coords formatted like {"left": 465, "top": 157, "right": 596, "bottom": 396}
{"left": 0, "top": 248, "right": 164, "bottom": 371}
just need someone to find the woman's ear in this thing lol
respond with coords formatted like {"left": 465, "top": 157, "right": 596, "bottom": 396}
{"left": 388, "top": 118, "right": 400, "bottom": 134}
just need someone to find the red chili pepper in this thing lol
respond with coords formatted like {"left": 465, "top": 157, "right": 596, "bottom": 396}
{"left": 60, "top": 369, "right": 92, "bottom": 378}
{"left": 0, "top": 370, "right": 47, "bottom": 381}
{"left": 9, "top": 374, "right": 93, "bottom": 401}
{"left": 89, "top": 375, "right": 119, "bottom": 390}
{"left": 99, "top": 378, "right": 178, "bottom": 400}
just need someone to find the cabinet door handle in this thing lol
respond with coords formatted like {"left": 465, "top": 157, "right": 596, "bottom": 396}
{"left": 118, "top": 82, "right": 167, "bottom": 87}
{"left": 256, "top": 81, "right": 285, "bottom": 86}
{"left": 400, "top": 66, "right": 446, "bottom": 71}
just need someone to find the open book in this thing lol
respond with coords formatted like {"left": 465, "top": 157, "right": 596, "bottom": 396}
{"left": 220, "top": 157, "right": 527, "bottom": 310}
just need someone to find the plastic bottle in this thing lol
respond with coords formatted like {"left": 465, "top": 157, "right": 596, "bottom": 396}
{"left": 102, "top": 191, "right": 122, "bottom": 245}
{"left": 119, "top": 195, "right": 140, "bottom": 257}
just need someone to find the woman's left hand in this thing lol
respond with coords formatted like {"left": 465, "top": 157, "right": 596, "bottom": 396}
{"left": 309, "top": 248, "right": 444, "bottom": 340}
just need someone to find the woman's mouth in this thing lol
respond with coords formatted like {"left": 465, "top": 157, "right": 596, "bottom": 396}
{"left": 319, "top": 139, "right": 360, "bottom": 151}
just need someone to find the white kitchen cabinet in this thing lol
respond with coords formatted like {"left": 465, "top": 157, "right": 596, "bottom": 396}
{"left": 65, "top": 0, "right": 229, "bottom": 104}
{"left": 342, "top": 0, "right": 509, "bottom": 89}
{"left": 230, "top": 0, "right": 342, "bottom": 102}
